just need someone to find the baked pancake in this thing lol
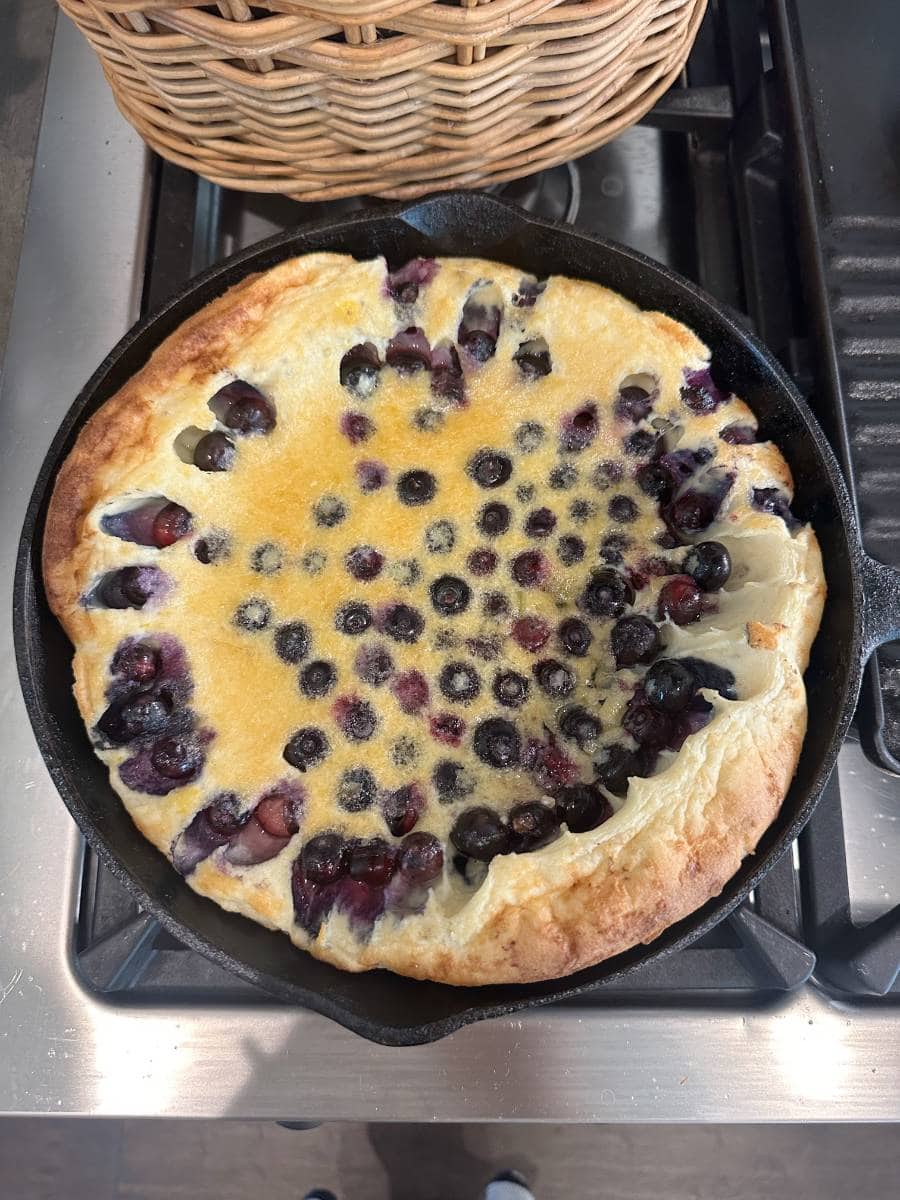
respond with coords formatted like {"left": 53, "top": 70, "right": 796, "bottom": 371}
{"left": 43, "top": 254, "right": 825, "bottom": 984}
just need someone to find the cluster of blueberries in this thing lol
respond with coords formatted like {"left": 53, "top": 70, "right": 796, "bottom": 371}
{"left": 87, "top": 265, "right": 802, "bottom": 936}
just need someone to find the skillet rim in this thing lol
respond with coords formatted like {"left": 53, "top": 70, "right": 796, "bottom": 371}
{"left": 13, "top": 190, "right": 864, "bottom": 1045}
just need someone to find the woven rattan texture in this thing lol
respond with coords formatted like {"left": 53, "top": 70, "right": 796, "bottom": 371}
{"left": 58, "top": 0, "right": 706, "bottom": 201}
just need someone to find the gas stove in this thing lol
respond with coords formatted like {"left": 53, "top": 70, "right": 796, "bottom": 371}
{"left": 0, "top": 0, "right": 897, "bottom": 1119}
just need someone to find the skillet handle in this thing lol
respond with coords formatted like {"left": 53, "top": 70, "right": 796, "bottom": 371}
{"left": 859, "top": 555, "right": 900, "bottom": 775}
{"left": 860, "top": 555, "right": 900, "bottom": 658}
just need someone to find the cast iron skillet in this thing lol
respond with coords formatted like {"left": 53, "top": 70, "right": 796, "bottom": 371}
{"left": 14, "top": 192, "right": 900, "bottom": 1045}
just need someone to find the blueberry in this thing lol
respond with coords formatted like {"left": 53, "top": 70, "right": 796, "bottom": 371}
{"left": 301, "top": 548, "right": 327, "bottom": 575}
{"left": 96, "top": 693, "right": 171, "bottom": 745}
{"left": 533, "top": 658, "right": 575, "bottom": 697}
{"left": 391, "top": 736, "right": 419, "bottom": 767}
{"left": 348, "top": 838, "right": 399, "bottom": 886}
{"left": 515, "top": 483, "right": 536, "bottom": 505}
{"left": 233, "top": 597, "right": 272, "bottom": 632}
{"left": 557, "top": 617, "right": 592, "bottom": 658}
{"left": 492, "top": 670, "right": 529, "bottom": 708}
{"left": 450, "top": 807, "right": 510, "bottom": 861}
{"left": 514, "top": 338, "right": 552, "bottom": 379}
{"left": 112, "top": 641, "right": 159, "bottom": 685}
{"left": 397, "top": 469, "right": 437, "bottom": 506}
{"left": 254, "top": 789, "right": 303, "bottom": 839}
{"left": 610, "top": 615, "right": 660, "bottom": 668}
{"left": 150, "top": 502, "right": 192, "bottom": 547}
{"left": 524, "top": 507, "right": 557, "bottom": 538}
{"left": 458, "top": 299, "right": 500, "bottom": 363}
{"left": 432, "top": 759, "right": 474, "bottom": 803}
{"left": 644, "top": 659, "right": 695, "bottom": 712}
{"left": 668, "top": 472, "right": 734, "bottom": 536}
{"left": 340, "top": 342, "right": 382, "bottom": 399}
{"left": 681, "top": 367, "right": 726, "bottom": 414}
{"left": 478, "top": 501, "right": 511, "bottom": 537}
{"left": 616, "top": 383, "right": 654, "bottom": 422}
{"left": 557, "top": 534, "right": 586, "bottom": 566}
{"left": 622, "top": 696, "right": 674, "bottom": 749}
{"left": 356, "top": 459, "right": 388, "bottom": 492}
{"left": 555, "top": 783, "right": 613, "bottom": 833}
{"left": 337, "top": 766, "right": 377, "bottom": 812}
{"left": 313, "top": 494, "right": 348, "bottom": 528}
{"left": 387, "top": 258, "right": 437, "bottom": 305}
{"left": 579, "top": 568, "right": 634, "bottom": 618}
{"left": 381, "top": 783, "right": 425, "bottom": 838}
{"left": 388, "top": 557, "right": 421, "bottom": 587}
{"left": 636, "top": 462, "right": 675, "bottom": 501}
{"left": 569, "top": 498, "right": 595, "bottom": 524}
{"left": 425, "top": 519, "right": 455, "bottom": 553}
{"left": 439, "top": 661, "right": 481, "bottom": 704}
{"left": 511, "top": 550, "right": 549, "bottom": 588}
{"left": 467, "top": 547, "right": 498, "bottom": 576}
{"left": 333, "top": 695, "right": 378, "bottom": 742}
{"left": 250, "top": 542, "right": 283, "bottom": 575}
{"left": 593, "top": 459, "right": 624, "bottom": 489}
{"left": 345, "top": 544, "right": 384, "bottom": 581}
{"left": 678, "top": 656, "right": 737, "bottom": 700}
{"left": 473, "top": 717, "right": 521, "bottom": 769}
{"left": 752, "top": 486, "right": 800, "bottom": 530}
{"left": 354, "top": 642, "right": 394, "bottom": 687}
{"left": 302, "top": 833, "right": 348, "bottom": 883}
{"left": 549, "top": 463, "right": 578, "bottom": 490}
{"left": 414, "top": 407, "right": 444, "bottom": 433}
{"left": 657, "top": 576, "right": 702, "bottom": 625}
{"left": 193, "top": 431, "right": 235, "bottom": 471}
{"left": 99, "top": 566, "right": 161, "bottom": 610}
{"left": 623, "top": 429, "right": 657, "bottom": 457}
{"left": 398, "top": 832, "right": 444, "bottom": 883}
{"left": 335, "top": 601, "right": 372, "bottom": 636}
{"left": 515, "top": 421, "right": 545, "bottom": 453}
{"left": 392, "top": 669, "right": 430, "bottom": 713}
{"left": 299, "top": 659, "right": 337, "bottom": 698}
{"left": 608, "top": 494, "right": 638, "bottom": 523}
{"left": 720, "top": 423, "right": 757, "bottom": 445}
{"left": 150, "top": 736, "right": 203, "bottom": 781}
{"left": 560, "top": 404, "right": 598, "bottom": 453}
{"left": 509, "top": 801, "right": 559, "bottom": 851}
{"left": 430, "top": 575, "right": 471, "bottom": 616}
{"left": 386, "top": 327, "right": 432, "bottom": 373}
{"left": 600, "top": 532, "right": 632, "bottom": 565}
{"left": 511, "top": 614, "right": 550, "bottom": 651}
{"left": 430, "top": 341, "right": 465, "bottom": 406}
{"left": 382, "top": 602, "right": 425, "bottom": 643}
{"left": 340, "top": 411, "right": 376, "bottom": 445}
{"left": 212, "top": 380, "right": 276, "bottom": 435}
{"left": 273, "top": 621, "right": 310, "bottom": 665}
{"left": 284, "top": 727, "right": 329, "bottom": 771}
{"left": 469, "top": 450, "right": 512, "bottom": 488}
{"left": 595, "top": 744, "right": 646, "bottom": 796}
{"left": 683, "top": 540, "right": 731, "bottom": 591}
{"left": 512, "top": 277, "right": 545, "bottom": 308}
{"left": 482, "top": 591, "right": 511, "bottom": 619}
{"left": 558, "top": 705, "right": 601, "bottom": 750}
{"left": 194, "top": 532, "right": 230, "bottom": 564}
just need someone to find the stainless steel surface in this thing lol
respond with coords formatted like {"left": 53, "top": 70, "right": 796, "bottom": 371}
{"left": 839, "top": 733, "right": 900, "bottom": 923}
{"left": 0, "top": 16, "right": 897, "bottom": 1122}
{"left": 0, "top": 0, "right": 57, "bottom": 365}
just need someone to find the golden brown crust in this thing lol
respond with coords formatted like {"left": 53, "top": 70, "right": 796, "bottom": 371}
{"left": 42, "top": 252, "right": 826, "bottom": 986}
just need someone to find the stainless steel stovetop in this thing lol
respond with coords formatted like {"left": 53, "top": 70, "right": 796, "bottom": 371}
{"left": 0, "top": 12, "right": 897, "bottom": 1120}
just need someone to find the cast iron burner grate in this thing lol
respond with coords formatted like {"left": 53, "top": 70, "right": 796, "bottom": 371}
{"left": 73, "top": 0, "right": 899, "bottom": 1008}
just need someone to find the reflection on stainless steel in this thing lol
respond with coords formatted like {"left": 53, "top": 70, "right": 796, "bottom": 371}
{"left": 0, "top": 14, "right": 897, "bottom": 1123}
{"left": 838, "top": 732, "right": 900, "bottom": 922}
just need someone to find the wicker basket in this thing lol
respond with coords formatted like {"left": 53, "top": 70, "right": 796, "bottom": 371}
{"left": 59, "top": 0, "right": 707, "bottom": 202}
